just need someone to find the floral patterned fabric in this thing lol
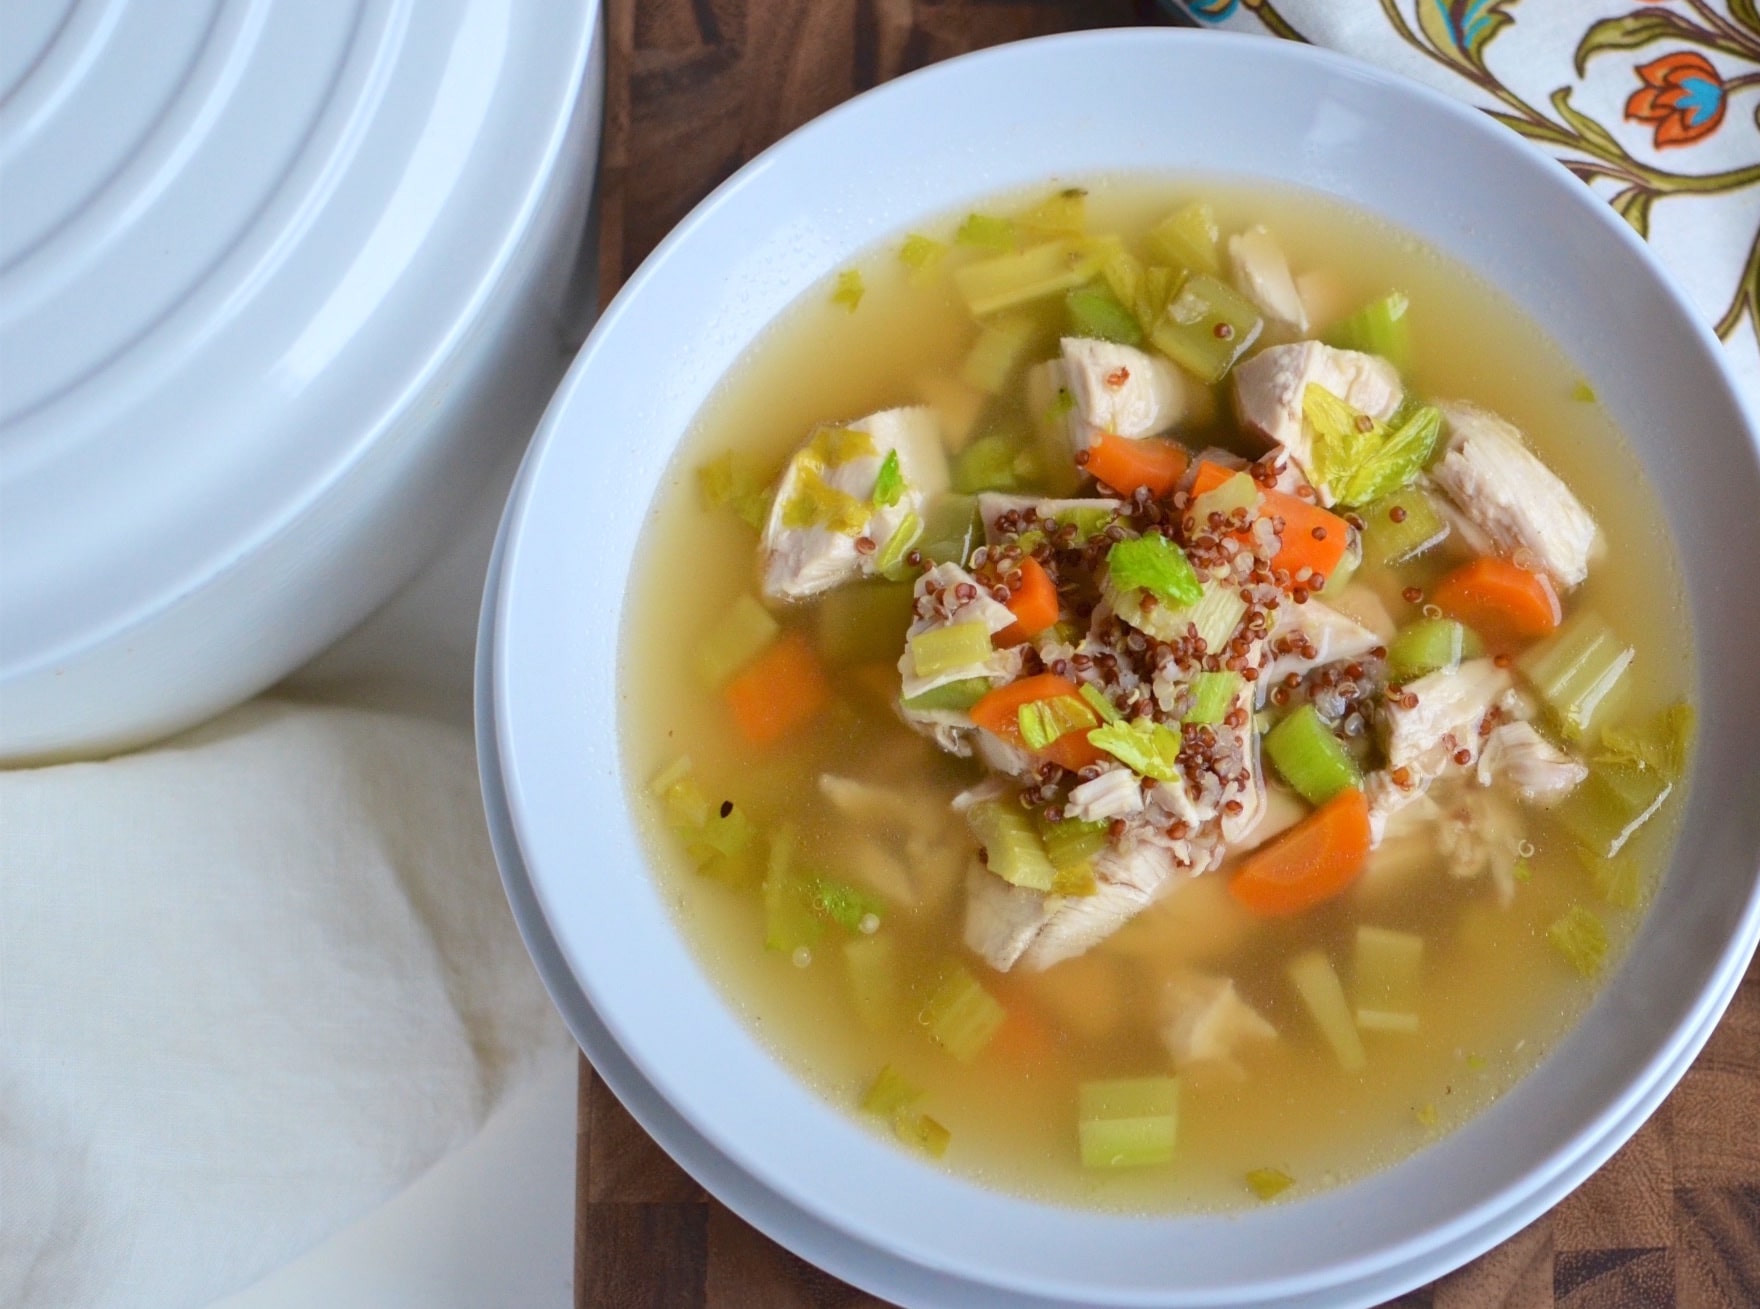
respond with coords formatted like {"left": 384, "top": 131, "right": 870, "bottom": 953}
{"left": 1167, "top": 0, "right": 1760, "bottom": 410}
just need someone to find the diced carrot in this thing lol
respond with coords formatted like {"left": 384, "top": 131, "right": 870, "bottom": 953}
{"left": 985, "top": 992, "right": 1060, "bottom": 1066}
{"left": 1190, "top": 460, "right": 1348, "bottom": 588}
{"left": 970, "top": 673, "right": 1107, "bottom": 772}
{"left": 1227, "top": 788, "right": 1371, "bottom": 917}
{"left": 1085, "top": 432, "right": 1190, "bottom": 499}
{"left": 1431, "top": 557, "right": 1561, "bottom": 649}
{"left": 723, "top": 630, "right": 830, "bottom": 746}
{"left": 995, "top": 556, "right": 1060, "bottom": 646}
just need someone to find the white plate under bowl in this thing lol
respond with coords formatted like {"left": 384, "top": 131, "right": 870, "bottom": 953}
{"left": 488, "top": 29, "right": 1760, "bottom": 1307}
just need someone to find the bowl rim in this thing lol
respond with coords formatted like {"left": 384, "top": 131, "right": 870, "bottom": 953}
{"left": 491, "top": 26, "right": 1760, "bottom": 1305}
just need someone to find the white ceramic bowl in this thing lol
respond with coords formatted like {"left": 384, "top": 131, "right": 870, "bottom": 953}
{"left": 0, "top": 0, "right": 604, "bottom": 762}
{"left": 488, "top": 31, "right": 1760, "bottom": 1306}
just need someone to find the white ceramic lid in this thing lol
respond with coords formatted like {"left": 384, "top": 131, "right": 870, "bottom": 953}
{"left": 0, "top": 0, "right": 596, "bottom": 751}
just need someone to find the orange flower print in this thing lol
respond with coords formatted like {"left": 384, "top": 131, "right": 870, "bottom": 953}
{"left": 1626, "top": 52, "right": 1726, "bottom": 148}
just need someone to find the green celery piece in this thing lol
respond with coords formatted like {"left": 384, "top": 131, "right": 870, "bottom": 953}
{"left": 1038, "top": 813, "right": 1111, "bottom": 873}
{"left": 1287, "top": 949, "right": 1366, "bottom": 1072}
{"left": 1519, "top": 613, "right": 1634, "bottom": 742}
{"left": 1151, "top": 272, "right": 1263, "bottom": 383}
{"left": 696, "top": 450, "right": 774, "bottom": 529}
{"left": 1077, "top": 1076, "right": 1180, "bottom": 1169}
{"left": 874, "top": 512, "right": 922, "bottom": 578}
{"left": 915, "top": 493, "right": 983, "bottom": 565}
{"left": 891, "top": 1109, "right": 952, "bottom": 1158}
{"left": 1548, "top": 905, "right": 1609, "bottom": 978}
{"left": 1079, "top": 682, "right": 1122, "bottom": 724}
{"left": 1594, "top": 702, "right": 1695, "bottom": 780}
{"left": 1387, "top": 618, "right": 1469, "bottom": 683}
{"left": 1106, "top": 534, "right": 1204, "bottom": 606}
{"left": 1018, "top": 695, "right": 1100, "bottom": 751}
{"left": 1087, "top": 719, "right": 1182, "bottom": 782}
{"left": 1580, "top": 846, "right": 1646, "bottom": 910}
{"left": 1187, "top": 470, "right": 1261, "bottom": 526}
{"left": 1146, "top": 201, "right": 1221, "bottom": 275}
{"left": 1265, "top": 704, "right": 1362, "bottom": 806}
{"left": 1018, "top": 187, "right": 1088, "bottom": 236}
{"left": 1360, "top": 486, "right": 1450, "bottom": 569}
{"left": 1323, "top": 542, "right": 1360, "bottom": 596}
{"left": 1333, "top": 405, "right": 1443, "bottom": 507}
{"left": 860, "top": 1062, "right": 921, "bottom": 1115}
{"left": 953, "top": 239, "right": 1105, "bottom": 317}
{"left": 683, "top": 802, "right": 761, "bottom": 889}
{"left": 1183, "top": 671, "right": 1242, "bottom": 726}
{"left": 1324, "top": 291, "right": 1412, "bottom": 374}
{"left": 1054, "top": 504, "right": 1121, "bottom": 541}
{"left": 844, "top": 936, "right": 900, "bottom": 1032}
{"left": 909, "top": 620, "right": 993, "bottom": 680}
{"left": 1099, "top": 244, "right": 1145, "bottom": 319}
{"left": 965, "top": 800, "right": 1058, "bottom": 891}
{"left": 1065, "top": 281, "right": 1143, "bottom": 345}
{"left": 1558, "top": 763, "right": 1673, "bottom": 859}
{"left": 812, "top": 878, "right": 886, "bottom": 933}
{"left": 1354, "top": 926, "right": 1423, "bottom": 1033}
{"left": 919, "top": 965, "right": 1006, "bottom": 1062}
{"left": 762, "top": 826, "right": 823, "bottom": 954}
{"left": 898, "top": 232, "right": 946, "bottom": 276}
{"left": 960, "top": 313, "right": 1041, "bottom": 394}
{"left": 901, "top": 677, "right": 991, "bottom": 714}
{"left": 1134, "top": 265, "right": 1181, "bottom": 338}
{"left": 950, "top": 426, "right": 1037, "bottom": 494}
{"left": 1176, "top": 581, "right": 1249, "bottom": 655}
{"left": 1572, "top": 379, "right": 1598, "bottom": 403}
{"left": 1303, "top": 385, "right": 1381, "bottom": 483}
{"left": 1246, "top": 1168, "right": 1296, "bottom": 1201}
{"left": 652, "top": 757, "right": 711, "bottom": 830}
{"left": 871, "top": 450, "right": 905, "bottom": 506}
{"left": 694, "top": 595, "right": 781, "bottom": 687}
{"left": 831, "top": 268, "right": 864, "bottom": 312}
{"left": 816, "top": 581, "right": 917, "bottom": 666}
{"left": 955, "top": 212, "right": 1016, "bottom": 252}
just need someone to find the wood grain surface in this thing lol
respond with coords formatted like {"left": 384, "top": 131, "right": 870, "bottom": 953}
{"left": 577, "top": 2, "right": 1760, "bottom": 1304}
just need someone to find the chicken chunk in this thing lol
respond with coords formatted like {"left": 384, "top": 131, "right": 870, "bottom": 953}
{"left": 895, "top": 562, "right": 1017, "bottom": 704}
{"left": 1232, "top": 342, "right": 1404, "bottom": 504}
{"left": 1227, "top": 226, "right": 1307, "bottom": 332}
{"left": 1429, "top": 401, "right": 1599, "bottom": 588}
{"left": 1061, "top": 337, "right": 1187, "bottom": 439}
{"left": 1261, "top": 599, "right": 1381, "bottom": 689}
{"left": 1476, "top": 721, "right": 1588, "bottom": 806}
{"left": 761, "top": 406, "right": 949, "bottom": 600}
{"left": 1368, "top": 657, "right": 1512, "bottom": 842}
{"left": 1065, "top": 766, "right": 1145, "bottom": 822}
{"left": 1160, "top": 973, "right": 1277, "bottom": 1078}
{"left": 1024, "top": 359, "right": 1098, "bottom": 458}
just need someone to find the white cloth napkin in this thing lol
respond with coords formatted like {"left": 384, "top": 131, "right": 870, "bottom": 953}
{"left": 1169, "top": 0, "right": 1760, "bottom": 410}
{"left": 0, "top": 696, "right": 568, "bottom": 1309}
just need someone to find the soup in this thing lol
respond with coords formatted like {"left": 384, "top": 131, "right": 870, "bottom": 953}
{"left": 620, "top": 179, "right": 1693, "bottom": 1212}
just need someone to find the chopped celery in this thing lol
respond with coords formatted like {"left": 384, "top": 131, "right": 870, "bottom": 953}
{"left": 1099, "top": 244, "right": 1146, "bottom": 318}
{"left": 1387, "top": 618, "right": 1471, "bottom": 683}
{"left": 955, "top": 212, "right": 1016, "bottom": 252}
{"left": 1245, "top": 1168, "right": 1295, "bottom": 1201}
{"left": 1018, "top": 187, "right": 1087, "bottom": 236}
{"left": 653, "top": 757, "right": 711, "bottom": 830}
{"left": 1174, "top": 581, "right": 1250, "bottom": 657}
{"left": 953, "top": 239, "right": 1104, "bottom": 317}
{"left": 816, "top": 581, "right": 917, "bottom": 666}
{"left": 916, "top": 493, "right": 983, "bottom": 565}
{"left": 812, "top": 878, "right": 886, "bottom": 933}
{"left": 1265, "top": 704, "right": 1362, "bottom": 806}
{"left": 898, "top": 232, "right": 947, "bottom": 277}
{"left": 1106, "top": 534, "right": 1204, "bottom": 606}
{"left": 919, "top": 965, "right": 1006, "bottom": 1062}
{"left": 950, "top": 424, "right": 1038, "bottom": 494}
{"left": 1325, "top": 539, "right": 1361, "bottom": 595}
{"left": 1146, "top": 202, "right": 1221, "bottom": 275}
{"left": 1324, "top": 291, "right": 1411, "bottom": 374}
{"left": 1360, "top": 486, "right": 1449, "bottom": 569}
{"left": 762, "top": 826, "right": 823, "bottom": 954}
{"left": 1051, "top": 862, "right": 1098, "bottom": 897}
{"left": 959, "top": 313, "right": 1041, "bottom": 394}
{"left": 1354, "top": 926, "right": 1423, "bottom": 1033}
{"left": 1548, "top": 905, "right": 1609, "bottom": 978}
{"left": 1079, "top": 682, "right": 1122, "bottom": 724}
{"left": 1150, "top": 272, "right": 1263, "bottom": 383}
{"left": 1519, "top": 613, "right": 1634, "bottom": 742}
{"left": 1582, "top": 847, "right": 1646, "bottom": 909}
{"left": 1065, "top": 281, "right": 1143, "bottom": 345}
{"left": 1572, "top": 380, "right": 1598, "bottom": 403}
{"left": 1134, "top": 264, "right": 1181, "bottom": 338}
{"left": 1305, "top": 388, "right": 1443, "bottom": 507}
{"left": 1077, "top": 1076, "right": 1179, "bottom": 1168}
{"left": 1187, "top": 470, "right": 1261, "bottom": 526}
{"left": 1287, "top": 949, "right": 1367, "bottom": 1072}
{"left": 684, "top": 802, "right": 760, "bottom": 888}
{"left": 873, "top": 510, "right": 922, "bottom": 576}
{"left": 1558, "top": 762, "right": 1672, "bottom": 859}
{"left": 1183, "top": 671, "right": 1242, "bottom": 726}
{"left": 845, "top": 937, "right": 900, "bottom": 1032}
{"left": 909, "top": 621, "right": 993, "bottom": 680}
{"left": 1594, "top": 702, "right": 1695, "bottom": 780}
{"left": 892, "top": 1109, "right": 952, "bottom": 1158}
{"left": 831, "top": 268, "right": 865, "bottom": 311}
{"left": 965, "top": 801, "right": 1058, "bottom": 891}
{"left": 871, "top": 450, "right": 905, "bottom": 506}
{"left": 696, "top": 450, "right": 774, "bottom": 529}
{"left": 1018, "top": 695, "right": 1100, "bottom": 751}
{"left": 1087, "top": 718, "right": 1182, "bottom": 782}
{"left": 901, "top": 677, "right": 991, "bottom": 713}
{"left": 860, "top": 1063, "right": 920, "bottom": 1115}
{"left": 1038, "top": 813, "right": 1111, "bottom": 874}
{"left": 694, "top": 595, "right": 781, "bottom": 687}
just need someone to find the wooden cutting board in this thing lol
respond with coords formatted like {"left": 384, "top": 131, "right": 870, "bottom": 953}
{"left": 577, "top": 3, "right": 1760, "bottom": 1303}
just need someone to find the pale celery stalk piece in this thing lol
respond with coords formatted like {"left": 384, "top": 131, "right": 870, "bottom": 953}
{"left": 953, "top": 239, "right": 1105, "bottom": 317}
{"left": 960, "top": 312, "right": 1041, "bottom": 394}
{"left": 844, "top": 935, "right": 901, "bottom": 1037}
{"left": 1354, "top": 926, "right": 1424, "bottom": 1033}
{"left": 909, "top": 620, "right": 993, "bottom": 680}
{"left": 1288, "top": 949, "right": 1367, "bottom": 1071}
{"left": 892, "top": 1109, "right": 952, "bottom": 1158}
{"left": 1145, "top": 202, "right": 1221, "bottom": 275}
{"left": 1187, "top": 469, "right": 1261, "bottom": 526}
{"left": 1386, "top": 617, "right": 1470, "bottom": 683}
{"left": 1077, "top": 1076, "right": 1180, "bottom": 1168}
{"left": 860, "top": 1062, "right": 921, "bottom": 1115}
{"left": 1265, "top": 703, "right": 1362, "bottom": 806}
{"left": 1548, "top": 905, "right": 1610, "bottom": 978}
{"left": 965, "top": 800, "right": 1059, "bottom": 891}
{"left": 901, "top": 677, "right": 991, "bottom": 714}
{"left": 1182, "top": 670, "right": 1242, "bottom": 726}
{"left": 694, "top": 594, "right": 780, "bottom": 687}
{"left": 762, "top": 825, "right": 822, "bottom": 954}
{"left": 652, "top": 756, "right": 711, "bottom": 830}
{"left": 1178, "top": 580, "right": 1250, "bottom": 655}
{"left": 1038, "top": 813, "right": 1110, "bottom": 874}
{"left": 1246, "top": 1167, "right": 1296, "bottom": 1201}
{"left": 1150, "top": 272, "right": 1263, "bottom": 383}
{"left": 919, "top": 965, "right": 1007, "bottom": 1062}
{"left": 1519, "top": 612, "right": 1635, "bottom": 742}
{"left": 1360, "top": 486, "right": 1449, "bottom": 570}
